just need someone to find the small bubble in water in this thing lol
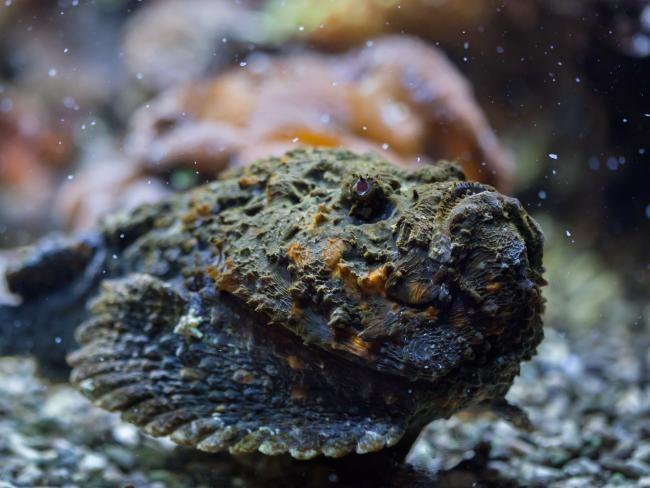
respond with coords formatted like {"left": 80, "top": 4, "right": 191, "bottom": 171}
{"left": 538, "top": 190, "right": 547, "bottom": 200}
{"left": 48, "top": 68, "right": 58, "bottom": 77}
{"left": 239, "top": 61, "right": 247, "bottom": 67}
{"left": 55, "top": 337, "right": 62, "bottom": 344}
{"left": 548, "top": 153, "right": 558, "bottom": 160}
{"left": 112, "top": 254, "right": 118, "bottom": 259}
{"left": 565, "top": 230, "right": 572, "bottom": 237}
{"left": 67, "top": 174, "right": 74, "bottom": 180}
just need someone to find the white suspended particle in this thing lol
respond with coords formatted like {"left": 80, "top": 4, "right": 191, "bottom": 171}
{"left": 548, "top": 153, "right": 558, "bottom": 160}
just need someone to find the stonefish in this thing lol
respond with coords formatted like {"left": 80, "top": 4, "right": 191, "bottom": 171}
{"left": 0, "top": 148, "right": 544, "bottom": 460}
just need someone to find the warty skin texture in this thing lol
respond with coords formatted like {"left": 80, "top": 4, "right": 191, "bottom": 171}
{"left": 1, "top": 148, "right": 544, "bottom": 459}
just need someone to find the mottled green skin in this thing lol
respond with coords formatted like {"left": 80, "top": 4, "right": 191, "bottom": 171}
{"left": 2, "top": 149, "right": 544, "bottom": 459}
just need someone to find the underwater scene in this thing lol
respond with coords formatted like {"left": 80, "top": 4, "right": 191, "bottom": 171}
{"left": 0, "top": 1, "right": 648, "bottom": 487}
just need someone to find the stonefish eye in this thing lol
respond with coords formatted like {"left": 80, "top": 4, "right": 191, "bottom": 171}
{"left": 345, "top": 175, "right": 395, "bottom": 221}
{"left": 353, "top": 177, "right": 371, "bottom": 196}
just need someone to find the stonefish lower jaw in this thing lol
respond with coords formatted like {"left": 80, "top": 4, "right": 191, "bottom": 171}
{"left": 62, "top": 148, "right": 544, "bottom": 459}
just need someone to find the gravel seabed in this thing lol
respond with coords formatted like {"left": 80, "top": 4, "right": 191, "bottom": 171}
{"left": 1, "top": 325, "right": 648, "bottom": 487}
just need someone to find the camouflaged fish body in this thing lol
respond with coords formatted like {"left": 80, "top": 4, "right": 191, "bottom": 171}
{"left": 2, "top": 149, "right": 544, "bottom": 459}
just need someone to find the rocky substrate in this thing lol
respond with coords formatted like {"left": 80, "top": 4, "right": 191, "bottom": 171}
{"left": 0, "top": 326, "right": 648, "bottom": 487}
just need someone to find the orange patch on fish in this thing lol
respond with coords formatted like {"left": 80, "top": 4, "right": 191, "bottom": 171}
{"left": 322, "top": 238, "right": 347, "bottom": 270}
{"left": 485, "top": 282, "right": 501, "bottom": 293}
{"left": 182, "top": 201, "right": 212, "bottom": 225}
{"left": 357, "top": 264, "right": 390, "bottom": 295}
{"left": 208, "top": 259, "right": 240, "bottom": 293}
{"left": 312, "top": 211, "right": 328, "bottom": 226}
{"left": 286, "top": 355, "right": 303, "bottom": 370}
{"left": 237, "top": 175, "right": 259, "bottom": 188}
{"left": 408, "top": 281, "right": 431, "bottom": 304}
{"left": 333, "top": 335, "right": 373, "bottom": 359}
{"left": 287, "top": 242, "right": 309, "bottom": 267}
